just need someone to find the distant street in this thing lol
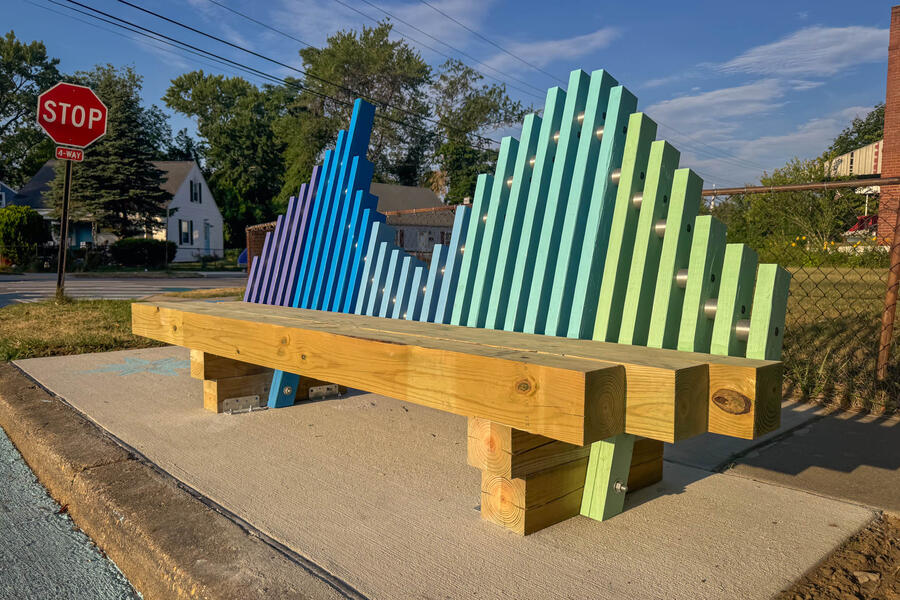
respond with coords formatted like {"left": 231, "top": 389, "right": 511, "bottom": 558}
{"left": 0, "top": 273, "right": 246, "bottom": 308}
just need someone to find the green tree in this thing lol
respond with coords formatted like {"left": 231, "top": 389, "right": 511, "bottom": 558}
{"left": 827, "top": 104, "right": 884, "bottom": 158}
{"left": 48, "top": 65, "right": 170, "bottom": 237}
{"left": 165, "top": 128, "right": 204, "bottom": 162}
{"left": 0, "top": 31, "right": 61, "bottom": 188}
{"left": 0, "top": 205, "right": 47, "bottom": 265}
{"left": 165, "top": 71, "right": 286, "bottom": 246}
{"left": 429, "top": 60, "right": 527, "bottom": 203}
{"left": 277, "top": 22, "right": 433, "bottom": 197}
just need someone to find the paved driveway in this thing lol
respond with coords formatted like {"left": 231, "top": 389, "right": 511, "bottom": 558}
{"left": 0, "top": 273, "right": 246, "bottom": 307}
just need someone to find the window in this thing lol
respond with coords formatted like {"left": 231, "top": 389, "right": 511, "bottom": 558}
{"left": 189, "top": 180, "right": 202, "bottom": 203}
{"left": 179, "top": 219, "right": 193, "bottom": 245}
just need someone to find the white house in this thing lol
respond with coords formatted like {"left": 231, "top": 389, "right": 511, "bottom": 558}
{"left": 150, "top": 161, "right": 224, "bottom": 262}
{"left": 0, "top": 181, "right": 16, "bottom": 208}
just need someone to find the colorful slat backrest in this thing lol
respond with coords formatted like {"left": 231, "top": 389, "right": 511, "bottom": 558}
{"left": 244, "top": 70, "right": 791, "bottom": 410}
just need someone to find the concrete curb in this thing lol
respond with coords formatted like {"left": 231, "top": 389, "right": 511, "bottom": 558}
{"left": 0, "top": 362, "right": 352, "bottom": 600}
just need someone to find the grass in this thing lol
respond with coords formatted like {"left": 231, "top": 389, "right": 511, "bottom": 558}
{"left": 161, "top": 287, "right": 245, "bottom": 299}
{"left": 782, "top": 266, "right": 898, "bottom": 414}
{"left": 0, "top": 298, "right": 165, "bottom": 361}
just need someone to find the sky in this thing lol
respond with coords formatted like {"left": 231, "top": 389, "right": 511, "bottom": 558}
{"left": 7, "top": 0, "right": 894, "bottom": 188}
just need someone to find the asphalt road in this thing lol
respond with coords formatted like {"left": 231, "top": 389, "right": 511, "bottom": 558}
{"left": 0, "top": 273, "right": 246, "bottom": 307}
{"left": 0, "top": 426, "right": 139, "bottom": 599}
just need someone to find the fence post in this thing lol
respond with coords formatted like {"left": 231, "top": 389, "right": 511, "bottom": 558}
{"left": 877, "top": 216, "right": 900, "bottom": 380}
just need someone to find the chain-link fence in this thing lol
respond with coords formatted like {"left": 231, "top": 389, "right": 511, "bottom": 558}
{"left": 747, "top": 229, "right": 897, "bottom": 413}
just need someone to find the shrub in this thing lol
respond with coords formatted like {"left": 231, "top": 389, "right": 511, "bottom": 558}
{"left": 110, "top": 238, "right": 176, "bottom": 268}
{"left": 0, "top": 206, "right": 48, "bottom": 266}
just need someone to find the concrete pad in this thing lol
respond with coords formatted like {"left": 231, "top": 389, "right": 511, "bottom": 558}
{"left": 664, "top": 400, "right": 828, "bottom": 471}
{"left": 16, "top": 347, "right": 876, "bottom": 600}
{"left": 726, "top": 411, "right": 900, "bottom": 514}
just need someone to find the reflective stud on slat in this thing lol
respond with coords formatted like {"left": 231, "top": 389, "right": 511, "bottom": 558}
{"left": 734, "top": 319, "right": 751, "bottom": 341}
{"left": 631, "top": 192, "right": 643, "bottom": 210}
{"left": 596, "top": 126, "right": 604, "bottom": 140}
{"left": 675, "top": 268, "right": 689, "bottom": 289}
{"left": 653, "top": 220, "right": 666, "bottom": 238}
{"left": 610, "top": 168, "right": 622, "bottom": 185}
{"left": 703, "top": 298, "right": 717, "bottom": 319}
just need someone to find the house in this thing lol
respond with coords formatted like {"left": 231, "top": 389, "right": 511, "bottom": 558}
{"left": 11, "top": 160, "right": 224, "bottom": 262}
{"left": 0, "top": 181, "right": 17, "bottom": 208}
{"left": 149, "top": 161, "right": 224, "bottom": 262}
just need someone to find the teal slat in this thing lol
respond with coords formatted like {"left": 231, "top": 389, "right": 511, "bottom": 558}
{"left": 419, "top": 244, "right": 447, "bottom": 322}
{"left": 379, "top": 248, "right": 403, "bottom": 318}
{"left": 392, "top": 255, "right": 415, "bottom": 319}
{"left": 434, "top": 206, "right": 472, "bottom": 324}
{"left": 365, "top": 241, "right": 392, "bottom": 316}
{"left": 465, "top": 136, "right": 520, "bottom": 328}
{"left": 483, "top": 112, "right": 542, "bottom": 330}
{"left": 503, "top": 87, "right": 568, "bottom": 332}
{"left": 523, "top": 69, "right": 592, "bottom": 335}
{"left": 354, "top": 221, "right": 391, "bottom": 314}
{"left": 405, "top": 265, "right": 426, "bottom": 320}
{"left": 450, "top": 174, "right": 493, "bottom": 325}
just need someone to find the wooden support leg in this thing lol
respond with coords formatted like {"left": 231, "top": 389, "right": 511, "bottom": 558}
{"left": 467, "top": 418, "right": 666, "bottom": 534}
{"left": 190, "top": 351, "right": 345, "bottom": 413}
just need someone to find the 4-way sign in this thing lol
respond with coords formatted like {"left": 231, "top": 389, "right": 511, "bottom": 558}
{"left": 37, "top": 82, "right": 107, "bottom": 148}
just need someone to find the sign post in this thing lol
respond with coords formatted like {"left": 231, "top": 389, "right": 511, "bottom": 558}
{"left": 36, "top": 82, "right": 107, "bottom": 298}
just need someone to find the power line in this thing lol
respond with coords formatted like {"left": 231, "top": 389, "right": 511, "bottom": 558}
{"left": 205, "top": 0, "right": 314, "bottom": 48}
{"left": 352, "top": 0, "right": 546, "bottom": 98}
{"left": 415, "top": 0, "right": 564, "bottom": 86}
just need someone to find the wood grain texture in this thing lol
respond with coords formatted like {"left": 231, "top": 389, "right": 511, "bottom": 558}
{"left": 133, "top": 301, "right": 625, "bottom": 445}
{"left": 190, "top": 350, "right": 270, "bottom": 380}
{"left": 466, "top": 417, "right": 588, "bottom": 478}
{"left": 708, "top": 361, "right": 782, "bottom": 439}
{"left": 203, "top": 371, "right": 273, "bottom": 413}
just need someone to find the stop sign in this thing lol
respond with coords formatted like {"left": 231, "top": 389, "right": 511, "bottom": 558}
{"left": 37, "top": 82, "right": 107, "bottom": 149}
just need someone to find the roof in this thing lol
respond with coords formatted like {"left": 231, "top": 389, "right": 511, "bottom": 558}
{"left": 384, "top": 205, "right": 457, "bottom": 227}
{"left": 0, "top": 181, "right": 17, "bottom": 194}
{"left": 371, "top": 183, "right": 443, "bottom": 213}
{"left": 12, "top": 160, "right": 57, "bottom": 210}
{"left": 11, "top": 160, "right": 198, "bottom": 212}
{"left": 151, "top": 161, "right": 195, "bottom": 196}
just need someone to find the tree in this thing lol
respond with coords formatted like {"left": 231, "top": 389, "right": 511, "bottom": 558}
{"left": 165, "top": 128, "right": 204, "bottom": 162}
{"left": 0, "top": 205, "right": 47, "bottom": 265}
{"left": 429, "top": 60, "right": 527, "bottom": 203}
{"left": 48, "top": 65, "right": 170, "bottom": 238}
{"left": 827, "top": 104, "right": 884, "bottom": 158}
{"left": 165, "top": 71, "right": 287, "bottom": 246}
{"left": 277, "top": 22, "right": 433, "bottom": 197}
{"left": 0, "top": 31, "right": 61, "bottom": 188}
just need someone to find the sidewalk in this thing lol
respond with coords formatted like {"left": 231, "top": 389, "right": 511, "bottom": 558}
{"left": 6, "top": 346, "right": 888, "bottom": 599}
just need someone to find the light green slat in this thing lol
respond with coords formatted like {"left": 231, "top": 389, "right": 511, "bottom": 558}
{"left": 466, "top": 136, "right": 520, "bottom": 328}
{"left": 677, "top": 215, "right": 727, "bottom": 353}
{"left": 580, "top": 433, "right": 635, "bottom": 521}
{"left": 450, "top": 173, "right": 493, "bottom": 326}
{"left": 504, "top": 87, "right": 569, "bottom": 332}
{"left": 618, "top": 140, "right": 680, "bottom": 346}
{"left": 710, "top": 243, "right": 758, "bottom": 357}
{"left": 647, "top": 169, "right": 702, "bottom": 349}
{"left": 523, "top": 69, "right": 592, "bottom": 335}
{"left": 562, "top": 86, "right": 637, "bottom": 339}
{"left": 484, "top": 112, "right": 542, "bottom": 330}
{"left": 592, "top": 113, "right": 658, "bottom": 342}
{"left": 746, "top": 264, "right": 791, "bottom": 360}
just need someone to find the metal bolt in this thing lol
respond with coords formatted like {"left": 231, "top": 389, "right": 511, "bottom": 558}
{"left": 631, "top": 192, "right": 643, "bottom": 210}
{"left": 653, "top": 219, "right": 667, "bottom": 238}
{"left": 610, "top": 168, "right": 621, "bottom": 185}
{"left": 614, "top": 481, "right": 628, "bottom": 493}
{"left": 553, "top": 131, "right": 560, "bottom": 142}
{"left": 577, "top": 112, "right": 585, "bottom": 122}
{"left": 703, "top": 298, "right": 718, "bottom": 319}
{"left": 283, "top": 386, "right": 293, "bottom": 396}
{"left": 675, "top": 269, "right": 689, "bottom": 289}
{"left": 734, "top": 319, "right": 752, "bottom": 341}
{"left": 595, "top": 126, "right": 604, "bottom": 140}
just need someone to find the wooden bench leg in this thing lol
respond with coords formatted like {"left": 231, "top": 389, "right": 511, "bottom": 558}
{"left": 190, "top": 351, "right": 345, "bottom": 413}
{"left": 468, "top": 418, "right": 664, "bottom": 534}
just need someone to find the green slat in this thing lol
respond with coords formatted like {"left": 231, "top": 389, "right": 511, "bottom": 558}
{"left": 523, "top": 69, "right": 592, "bottom": 335}
{"left": 618, "top": 140, "right": 680, "bottom": 346}
{"left": 646, "top": 169, "right": 702, "bottom": 349}
{"left": 466, "top": 136, "right": 520, "bottom": 328}
{"left": 484, "top": 112, "right": 542, "bottom": 330}
{"left": 504, "top": 86, "right": 569, "bottom": 332}
{"left": 580, "top": 433, "right": 635, "bottom": 521}
{"left": 450, "top": 173, "right": 493, "bottom": 326}
{"left": 592, "top": 113, "right": 658, "bottom": 342}
{"left": 746, "top": 264, "right": 791, "bottom": 360}
{"left": 677, "top": 215, "right": 727, "bottom": 353}
{"left": 562, "top": 86, "right": 637, "bottom": 339}
{"left": 710, "top": 244, "right": 758, "bottom": 357}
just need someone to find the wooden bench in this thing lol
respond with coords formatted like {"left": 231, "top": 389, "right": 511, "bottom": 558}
{"left": 133, "top": 68, "right": 790, "bottom": 535}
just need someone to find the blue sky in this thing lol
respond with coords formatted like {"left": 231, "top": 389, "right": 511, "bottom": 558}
{"left": 8, "top": 0, "right": 893, "bottom": 187}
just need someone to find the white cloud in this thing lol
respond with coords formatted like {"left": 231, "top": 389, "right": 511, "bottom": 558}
{"left": 718, "top": 26, "right": 887, "bottom": 77}
{"left": 482, "top": 27, "right": 619, "bottom": 72}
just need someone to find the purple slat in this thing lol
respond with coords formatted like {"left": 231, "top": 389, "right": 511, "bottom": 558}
{"left": 275, "top": 183, "right": 308, "bottom": 306}
{"left": 283, "top": 166, "right": 320, "bottom": 307}
{"left": 264, "top": 197, "right": 299, "bottom": 305}
{"left": 247, "top": 231, "right": 273, "bottom": 303}
{"left": 256, "top": 226, "right": 280, "bottom": 304}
